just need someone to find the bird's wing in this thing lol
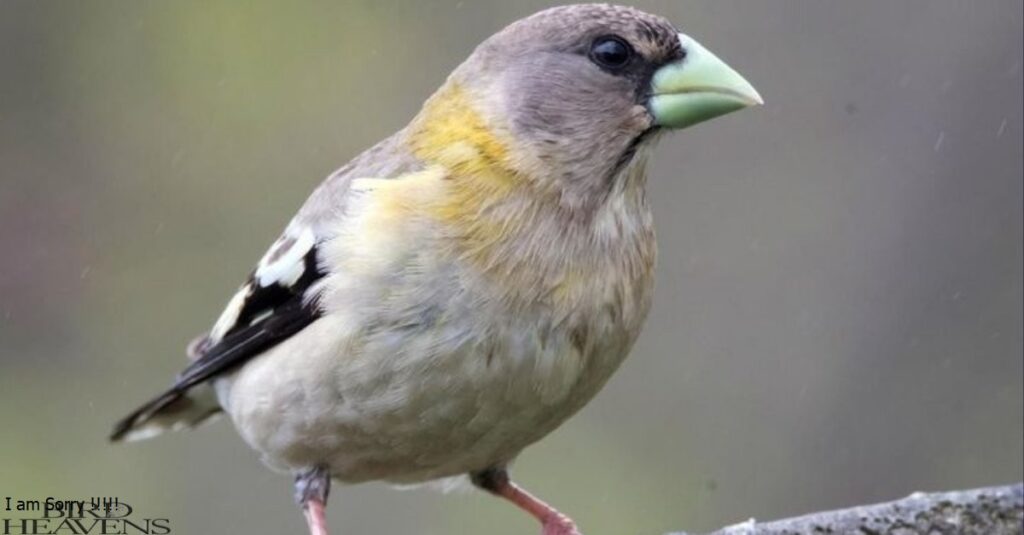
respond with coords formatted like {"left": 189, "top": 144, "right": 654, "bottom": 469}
{"left": 179, "top": 144, "right": 427, "bottom": 388}
{"left": 111, "top": 132, "right": 422, "bottom": 441}
{"left": 109, "top": 223, "right": 328, "bottom": 441}
{"left": 168, "top": 144, "right": 425, "bottom": 389}
{"left": 176, "top": 224, "right": 325, "bottom": 391}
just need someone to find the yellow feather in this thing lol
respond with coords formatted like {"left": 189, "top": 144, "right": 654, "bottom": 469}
{"left": 401, "top": 83, "right": 536, "bottom": 270}
{"left": 408, "top": 83, "right": 521, "bottom": 188}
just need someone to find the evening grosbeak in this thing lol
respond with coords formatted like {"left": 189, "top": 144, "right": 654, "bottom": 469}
{"left": 111, "top": 4, "right": 761, "bottom": 535}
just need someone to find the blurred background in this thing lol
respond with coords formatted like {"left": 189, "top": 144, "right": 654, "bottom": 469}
{"left": 1, "top": 1, "right": 1021, "bottom": 534}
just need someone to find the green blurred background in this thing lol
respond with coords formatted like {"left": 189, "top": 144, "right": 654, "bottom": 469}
{"left": 1, "top": 1, "right": 1021, "bottom": 534}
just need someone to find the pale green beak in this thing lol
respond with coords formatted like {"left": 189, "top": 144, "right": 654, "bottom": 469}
{"left": 649, "top": 33, "right": 763, "bottom": 129}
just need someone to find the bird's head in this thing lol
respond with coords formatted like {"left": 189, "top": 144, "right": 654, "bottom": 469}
{"left": 409, "top": 4, "right": 762, "bottom": 210}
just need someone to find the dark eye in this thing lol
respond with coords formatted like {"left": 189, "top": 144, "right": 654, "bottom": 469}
{"left": 589, "top": 36, "right": 633, "bottom": 70}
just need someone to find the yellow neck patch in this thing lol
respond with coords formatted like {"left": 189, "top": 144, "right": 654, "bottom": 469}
{"left": 406, "top": 82, "right": 541, "bottom": 253}
{"left": 408, "top": 83, "right": 520, "bottom": 185}
{"left": 402, "top": 83, "right": 602, "bottom": 302}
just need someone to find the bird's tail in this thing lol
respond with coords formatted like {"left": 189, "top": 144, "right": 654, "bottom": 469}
{"left": 109, "top": 385, "right": 221, "bottom": 443}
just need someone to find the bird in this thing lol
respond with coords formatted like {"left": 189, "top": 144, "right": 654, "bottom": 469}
{"left": 110, "top": 4, "right": 761, "bottom": 535}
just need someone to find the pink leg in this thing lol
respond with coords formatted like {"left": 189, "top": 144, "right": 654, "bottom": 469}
{"left": 295, "top": 466, "right": 332, "bottom": 535}
{"left": 302, "top": 499, "right": 329, "bottom": 535}
{"left": 471, "top": 468, "right": 581, "bottom": 535}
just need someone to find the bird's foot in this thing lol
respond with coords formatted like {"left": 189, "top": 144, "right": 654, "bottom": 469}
{"left": 471, "top": 467, "right": 582, "bottom": 535}
{"left": 295, "top": 466, "right": 331, "bottom": 535}
{"left": 541, "top": 513, "right": 582, "bottom": 535}
{"left": 302, "top": 499, "right": 329, "bottom": 535}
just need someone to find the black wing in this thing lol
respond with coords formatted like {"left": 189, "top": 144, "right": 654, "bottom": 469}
{"left": 111, "top": 229, "right": 325, "bottom": 441}
{"left": 175, "top": 245, "right": 323, "bottom": 390}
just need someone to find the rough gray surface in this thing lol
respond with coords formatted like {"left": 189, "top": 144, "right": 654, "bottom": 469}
{"left": 669, "top": 483, "right": 1023, "bottom": 535}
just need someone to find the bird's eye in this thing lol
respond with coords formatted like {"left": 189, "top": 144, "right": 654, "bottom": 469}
{"left": 589, "top": 36, "right": 633, "bottom": 70}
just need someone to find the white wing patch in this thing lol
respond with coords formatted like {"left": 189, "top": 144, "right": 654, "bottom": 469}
{"left": 209, "top": 284, "right": 252, "bottom": 343}
{"left": 208, "top": 225, "right": 317, "bottom": 344}
{"left": 256, "top": 226, "right": 316, "bottom": 287}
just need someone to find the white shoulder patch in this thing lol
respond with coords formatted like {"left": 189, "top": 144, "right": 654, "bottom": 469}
{"left": 255, "top": 226, "right": 316, "bottom": 288}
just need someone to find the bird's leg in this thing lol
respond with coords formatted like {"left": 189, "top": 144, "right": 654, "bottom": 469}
{"left": 471, "top": 467, "right": 581, "bottom": 535}
{"left": 294, "top": 466, "right": 331, "bottom": 535}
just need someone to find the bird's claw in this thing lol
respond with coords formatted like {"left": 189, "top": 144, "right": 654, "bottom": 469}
{"left": 541, "top": 514, "right": 581, "bottom": 535}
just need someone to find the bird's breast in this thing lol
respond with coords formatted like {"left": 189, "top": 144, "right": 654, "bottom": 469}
{"left": 325, "top": 163, "right": 656, "bottom": 332}
{"left": 226, "top": 169, "right": 656, "bottom": 481}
